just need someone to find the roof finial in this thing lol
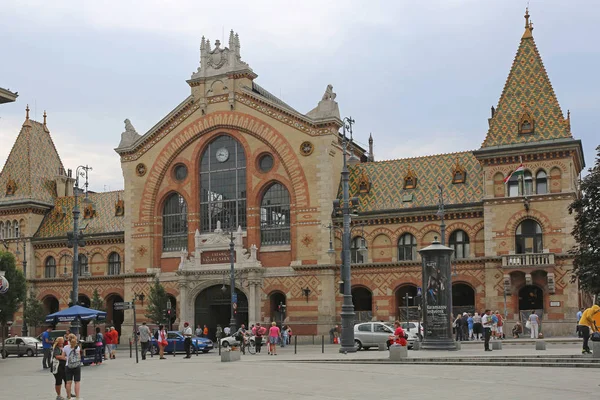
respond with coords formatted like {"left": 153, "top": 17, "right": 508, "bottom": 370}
{"left": 43, "top": 110, "right": 47, "bottom": 126}
{"left": 522, "top": 7, "right": 533, "bottom": 38}
{"left": 26, "top": 104, "right": 30, "bottom": 120}
{"left": 567, "top": 109, "right": 571, "bottom": 119}
{"left": 525, "top": 7, "right": 530, "bottom": 29}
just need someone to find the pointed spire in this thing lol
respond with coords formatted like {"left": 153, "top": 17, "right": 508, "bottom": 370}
{"left": 229, "top": 29, "right": 235, "bottom": 49}
{"left": 25, "top": 104, "right": 30, "bottom": 120}
{"left": 522, "top": 7, "right": 533, "bottom": 39}
{"left": 43, "top": 110, "right": 47, "bottom": 125}
{"left": 200, "top": 36, "right": 206, "bottom": 50}
{"left": 368, "top": 133, "right": 374, "bottom": 162}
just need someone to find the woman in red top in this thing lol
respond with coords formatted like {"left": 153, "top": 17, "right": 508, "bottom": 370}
{"left": 392, "top": 321, "right": 408, "bottom": 346}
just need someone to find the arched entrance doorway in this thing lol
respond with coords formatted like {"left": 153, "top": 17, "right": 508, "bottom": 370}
{"left": 351, "top": 286, "right": 372, "bottom": 322}
{"left": 105, "top": 294, "right": 124, "bottom": 339}
{"left": 452, "top": 283, "right": 475, "bottom": 316}
{"left": 269, "top": 291, "right": 286, "bottom": 324}
{"left": 518, "top": 285, "right": 544, "bottom": 311}
{"left": 395, "top": 285, "right": 418, "bottom": 320}
{"left": 194, "top": 285, "right": 248, "bottom": 339}
{"left": 78, "top": 295, "right": 91, "bottom": 337}
{"left": 43, "top": 296, "right": 60, "bottom": 328}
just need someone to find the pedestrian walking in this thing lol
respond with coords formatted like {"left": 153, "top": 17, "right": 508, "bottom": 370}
{"left": 268, "top": 321, "right": 281, "bottom": 355}
{"left": 529, "top": 311, "right": 540, "bottom": 339}
{"left": 203, "top": 324, "right": 209, "bottom": 338}
{"left": 329, "top": 325, "right": 338, "bottom": 344}
{"left": 482, "top": 309, "right": 493, "bottom": 351}
{"left": 577, "top": 304, "right": 600, "bottom": 354}
{"left": 461, "top": 313, "right": 469, "bottom": 340}
{"left": 138, "top": 322, "right": 151, "bottom": 360}
{"left": 63, "top": 334, "right": 82, "bottom": 400}
{"left": 281, "top": 325, "right": 288, "bottom": 348}
{"left": 157, "top": 324, "right": 168, "bottom": 359}
{"left": 195, "top": 324, "right": 202, "bottom": 337}
{"left": 472, "top": 312, "right": 483, "bottom": 340}
{"left": 454, "top": 314, "right": 464, "bottom": 342}
{"left": 216, "top": 324, "right": 223, "bottom": 342}
{"left": 287, "top": 326, "right": 293, "bottom": 345}
{"left": 103, "top": 328, "right": 112, "bottom": 360}
{"left": 576, "top": 308, "right": 584, "bottom": 338}
{"left": 41, "top": 326, "right": 54, "bottom": 370}
{"left": 253, "top": 323, "right": 265, "bottom": 353}
{"left": 93, "top": 327, "right": 103, "bottom": 365}
{"left": 182, "top": 322, "right": 193, "bottom": 358}
{"left": 51, "top": 336, "right": 67, "bottom": 400}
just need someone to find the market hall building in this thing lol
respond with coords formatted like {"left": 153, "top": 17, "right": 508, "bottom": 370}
{"left": 0, "top": 11, "right": 584, "bottom": 337}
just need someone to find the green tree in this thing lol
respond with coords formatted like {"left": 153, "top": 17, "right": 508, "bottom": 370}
{"left": 24, "top": 293, "right": 45, "bottom": 333}
{"left": 0, "top": 251, "right": 27, "bottom": 333}
{"left": 90, "top": 289, "right": 105, "bottom": 311}
{"left": 145, "top": 278, "right": 168, "bottom": 324}
{"left": 569, "top": 144, "right": 600, "bottom": 298}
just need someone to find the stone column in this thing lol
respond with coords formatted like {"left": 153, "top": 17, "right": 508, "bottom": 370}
{"left": 248, "top": 282, "right": 257, "bottom": 325}
{"left": 317, "top": 269, "right": 336, "bottom": 335}
{"left": 178, "top": 276, "right": 189, "bottom": 327}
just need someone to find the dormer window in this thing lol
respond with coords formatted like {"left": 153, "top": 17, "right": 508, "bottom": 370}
{"left": 451, "top": 158, "right": 467, "bottom": 184}
{"left": 358, "top": 168, "right": 371, "bottom": 194}
{"left": 519, "top": 111, "right": 534, "bottom": 134}
{"left": 404, "top": 164, "right": 417, "bottom": 189}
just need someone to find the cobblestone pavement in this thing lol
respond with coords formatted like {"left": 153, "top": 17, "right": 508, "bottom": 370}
{"left": 1, "top": 344, "right": 597, "bottom": 400}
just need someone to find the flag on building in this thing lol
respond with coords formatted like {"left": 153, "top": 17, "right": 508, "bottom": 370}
{"left": 503, "top": 164, "right": 525, "bottom": 183}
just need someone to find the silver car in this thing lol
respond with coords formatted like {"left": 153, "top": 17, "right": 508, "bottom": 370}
{"left": 353, "top": 322, "right": 395, "bottom": 350}
{"left": 2, "top": 336, "right": 41, "bottom": 358}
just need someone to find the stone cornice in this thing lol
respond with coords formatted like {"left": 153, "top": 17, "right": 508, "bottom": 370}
{"left": 483, "top": 192, "right": 576, "bottom": 205}
{"left": 32, "top": 233, "right": 124, "bottom": 249}
{"left": 30, "top": 272, "right": 154, "bottom": 283}
{"left": 0, "top": 202, "right": 53, "bottom": 214}
{"left": 292, "top": 258, "right": 493, "bottom": 271}
{"left": 176, "top": 266, "right": 264, "bottom": 276}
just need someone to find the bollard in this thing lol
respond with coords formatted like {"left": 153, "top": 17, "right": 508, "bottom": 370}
{"left": 294, "top": 335, "right": 297, "bottom": 354}
{"left": 35, "top": 342, "right": 38, "bottom": 357}
{"left": 218, "top": 338, "right": 221, "bottom": 356}
{"left": 321, "top": 335, "right": 324, "bottom": 353}
{"left": 129, "top": 339, "right": 132, "bottom": 358}
{"left": 312, "top": 335, "right": 315, "bottom": 345}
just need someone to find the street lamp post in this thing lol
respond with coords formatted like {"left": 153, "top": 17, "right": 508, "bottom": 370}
{"left": 15, "top": 239, "right": 27, "bottom": 337}
{"left": 333, "top": 116, "right": 360, "bottom": 354}
{"left": 68, "top": 165, "right": 92, "bottom": 336}
{"left": 228, "top": 229, "right": 236, "bottom": 335}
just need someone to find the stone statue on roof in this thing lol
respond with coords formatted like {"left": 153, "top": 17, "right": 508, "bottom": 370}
{"left": 307, "top": 84, "right": 340, "bottom": 120}
{"left": 117, "top": 118, "right": 142, "bottom": 149}
{"left": 322, "top": 84, "right": 337, "bottom": 101}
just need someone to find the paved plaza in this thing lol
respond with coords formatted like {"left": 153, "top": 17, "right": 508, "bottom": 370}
{"left": 1, "top": 343, "right": 598, "bottom": 400}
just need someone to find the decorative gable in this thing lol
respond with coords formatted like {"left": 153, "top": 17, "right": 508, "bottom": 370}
{"left": 403, "top": 164, "right": 417, "bottom": 189}
{"left": 83, "top": 202, "right": 96, "bottom": 219}
{"left": 115, "top": 198, "right": 125, "bottom": 216}
{"left": 5, "top": 176, "right": 16, "bottom": 196}
{"left": 358, "top": 168, "right": 371, "bottom": 194}
{"left": 519, "top": 110, "right": 534, "bottom": 134}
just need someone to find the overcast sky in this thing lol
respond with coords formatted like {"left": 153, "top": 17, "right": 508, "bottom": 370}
{"left": 1, "top": 0, "right": 598, "bottom": 192}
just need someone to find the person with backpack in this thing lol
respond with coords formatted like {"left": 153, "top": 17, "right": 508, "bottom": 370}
{"left": 51, "top": 336, "right": 67, "bottom": 400}
{"left": 62, "top": 334, "right": 82, "bottom": 400}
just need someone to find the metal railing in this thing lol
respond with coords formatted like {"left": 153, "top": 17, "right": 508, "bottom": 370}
{"left": 502, "top": 253, "right": 555, "bottom": 267}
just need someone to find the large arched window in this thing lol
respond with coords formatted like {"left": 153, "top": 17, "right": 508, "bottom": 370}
{"left": 260, "top": 183, "right": 290, "bottom": 246}
{"left": 200, "top": 135, "right": 247, "bottom": 232}
{"left": 350, "top": 236, "right": 367, "bottom": 264}
{"left": 108, "top": 252, "right": 121, "bottom": 275}
{"left": 536, "top": 170, "right": 547, "bottom": 194}
{"left": 78, "top": 254, "right": 88, "bottom": 276}
{"left": 516, "top": 219, "right": 543, "bottom": 254}
{"left": 398, "top": 233, "right": 417, "bottom": 261}
{"left": 449, "top": 230, "right": 470, "bottom": 259}
{"left": 45, "top": 256, "right": 56, "bottom": 278}
{"left": 0, "top": 222, "right": 4, "bottom": 239}
{"left": 162, "top": 193, "right": 188, "bottom": 252}
{"left": 13, "top": 220, "right": 19, "bottom": 238}
{"left": 523, "top": 170, "right": 533, "bottom": 196}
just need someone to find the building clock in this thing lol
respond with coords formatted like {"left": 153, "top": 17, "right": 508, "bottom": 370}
{"left": 216, "top": 147, "right": 229, "bottom": 162}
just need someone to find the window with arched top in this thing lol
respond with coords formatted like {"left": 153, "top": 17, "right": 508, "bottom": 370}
{"left": 162, "top": 193, "right": 188, "bottom": 252}
{"left": 350, "top": 236, "right": 367, "bottom": 264}
{"left": 536, "top": 170, "right": 548, "bottom": 194}
{"left": 493, "top": 172, "right": 505, "bottom": 198}
{"left": 78, "top": 254, "right": 88, "bottom": 276}
{"left": 200, "top": 135, "right": 247, "bottom": 232}
{"left": 449, "top": 230, "right": 470, "bottom": 259}
{"left": 108, "top": 252, "right": 121, "bottom": 275}
{"left": 45, "top": 256, "right": 56, "bottom": 278}
{"left": 516, "top": 219, "right": 543, "bottom": 254}
{"left": 507, "top": 174, "right": 519, "bottom": 197}
{"left": 523, "top": 170, "right": 533, "bottom": 196}
{"left": 0, "top": 221, "right": 4, "bottom": 240}
{"left": 397, "top": 233, "right": 417, "bottom": 261}
{"left": 260, "top": 183, "right": 291, "bottom": 246}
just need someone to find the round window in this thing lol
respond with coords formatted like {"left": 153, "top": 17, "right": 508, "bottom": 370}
{"left": 258, "top": 154, "right": 274, "bottom": 173}
{"left": 173, "top": 164, "right": 188, "bottom": 181}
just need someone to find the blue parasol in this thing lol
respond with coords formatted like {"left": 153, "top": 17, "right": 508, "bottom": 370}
{"left": 45, "top": 305, "right": 107, "bottom": 324}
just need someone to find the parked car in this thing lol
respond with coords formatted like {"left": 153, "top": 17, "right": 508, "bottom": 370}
{"left": 353, "top": 322, "right": 395, "bottom": 351}
{"left": 220, "top": 333, "right": 266, "bottom": 348}
{"left": 2, "top": 337, "right": 41, "bottom": 358}
{"left": 36, "top": 330, "right": 67, "bottom": 343}
{"left": 401, "top": 322, "right": 424, "bottom": 342}
{"left": 150, "top": 331, "right": 213, "bottom": 354}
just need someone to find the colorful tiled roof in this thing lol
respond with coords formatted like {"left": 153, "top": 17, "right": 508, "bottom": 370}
{"left": 34, "top": 191, "right": 125, "bottom": 238}
{"left": 0, "top": 118, "right": 65, "bottom": 205}
{"left": 344, "top": 151, "right": 483, "bottom": 212}
{"left": 481, "top": 12, "right": 571, "bottom": 148}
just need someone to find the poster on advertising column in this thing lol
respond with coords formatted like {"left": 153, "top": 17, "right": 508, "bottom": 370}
{"left": 424, "top": 260, "right": 450, "bottom": 339}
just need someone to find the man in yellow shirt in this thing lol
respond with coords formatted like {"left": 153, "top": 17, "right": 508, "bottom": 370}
{"left": 577, "top": 304, "right": 600, "bottom": 354}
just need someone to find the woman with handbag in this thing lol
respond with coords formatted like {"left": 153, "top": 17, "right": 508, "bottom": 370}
{"left": 158, "top": 324, "right": 168, "bottom": 359}
{"left": 62, "top": 334, "right": 82, "bottom": 400}
{"left": 51, "top": 337, "right": 67, "bottom": 400}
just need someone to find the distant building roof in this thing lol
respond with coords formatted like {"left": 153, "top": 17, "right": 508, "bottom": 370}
{"left": 34, "top": 191, "right": 125, "bottom": 239}
{"left": 0, "top": 87, "right": 18, "bottom": 104}
{"left": 0, "top": 117, "right": 66, "bottom": 206}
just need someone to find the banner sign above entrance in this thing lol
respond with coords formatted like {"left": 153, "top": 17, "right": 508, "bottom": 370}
{"left": 201, "top": 250, "right": 235, "bottom": 264}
